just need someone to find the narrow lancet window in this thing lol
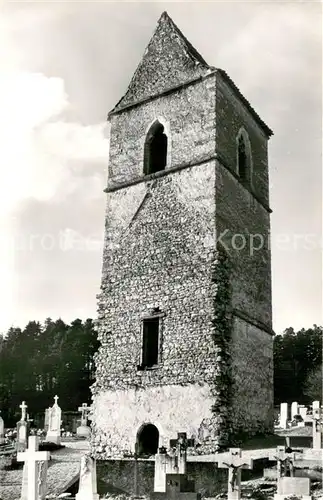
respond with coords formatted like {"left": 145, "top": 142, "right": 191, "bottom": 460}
{"left": 141, "top": 317, "right": 159, "bottom": 368}
{"left": 144, "top": 121, "right": 167, "bottom": 175}
{"left": 238, "top": 135, "right": 247, "bottom": 181}
{"left": 236, "top": 129, "right": 252, "bottom": 185}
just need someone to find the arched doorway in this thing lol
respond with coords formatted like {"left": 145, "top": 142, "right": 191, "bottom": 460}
{"left": 136, "top": 423, "right": 159, "bottom": 457}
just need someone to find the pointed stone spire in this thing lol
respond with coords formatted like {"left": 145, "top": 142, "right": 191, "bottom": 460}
{"left": 110, "top": 11, "right": 211, "bottom": 114}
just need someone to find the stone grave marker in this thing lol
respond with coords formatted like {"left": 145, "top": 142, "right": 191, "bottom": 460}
{"left": 17, "top": 401, "right": 29, "bottom": 452}
{"left": 279, "top": 402, "right": 288, "bottom": 429}
{"left": 154, "top": 433, "right": 189, "bottom": 493}
{"left": 0, "top": 410, "right": 4, "bottom": 444}
{"left": 76, "top": 403, "right": 91, "bottom": 437}
{"left": 274, "top": 477, "right": 312, "bottom": 500}
{"left": 274, "top": 446, "right": 296, "bottom": 481}
{"left": 312, "top": 403, "right": 322, "bottom": 449}
{"left": 265, "top": 446, "right": 301, "bottom": 480}
{"left": 291, "top": 401, "right": 298, "bottom": 419}
{"left": 46, "top": 395, "right": 62, "bottom": 444}
{"left": 217, "top": 448, "right": 253, "bottom": 500}
{"left": 75, "top": 453, "right": 99, "bottom": 500}
{"left": 313, "top": 400, "right": 320, "bottom": 410}
{"left": 17, "top": 435, "right": 50, "bottom": 500}
{"left": 44, "top": 407, "right": 50, "bottom": 433}
{"left": 272, "top": 446, "right": 312, "bottom": 500}
{"left": 299, "top": 405, "right": 308, "bottom": 420}
{"left": 151, "top": 473, "right": 201, "bottom": 500}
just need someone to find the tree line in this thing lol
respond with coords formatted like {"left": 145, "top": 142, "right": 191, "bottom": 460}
{"left": 0, "top": 320, "right": 321, "bottom": 426}
{"left": 274, "top": 325, "right": 322, "bottom": 405}
{"left": 0, "top": 318, "right": 100, "bottom": 426}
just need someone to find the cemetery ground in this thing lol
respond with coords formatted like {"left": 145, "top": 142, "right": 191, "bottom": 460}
{"left": 0, "top": 400, "right": 322, "bottom": 500}
{"left": 1, "top": 433, "right": 322, "bottom": 500}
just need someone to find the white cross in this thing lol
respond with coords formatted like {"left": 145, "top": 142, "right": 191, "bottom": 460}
{"left": 54, "top": 395, "right": 59, "bottom": 405}
{"left": 312, "top": 405, "right": 322, "bottom": 449}
{"left": 78, "top": 403, "right": 90, "bottom": 420}
{"left": 217, "top": 448, "right": 253, "bottom": 500}
{"left": 17, "top": 436, "right": 50, "bottom": 500}
{"left": 20, "top": 401, "right": 27, "bottom": 421}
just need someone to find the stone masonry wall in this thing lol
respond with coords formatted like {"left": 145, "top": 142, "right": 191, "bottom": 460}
{"left": 92, "top": 47, "right": 274, "bottom": 457}
{"left": 108, "top": 77, "right": 216, "bottom": 186}
{"left": 214, "top": 73, "right": 274, "bottom": 436}
{"left": 215, "top": 74, "right": 272, "bottom": 329}
{"left": 91, "top": 384, "right": 216, "bottom": 459}
{"left": 96, "top": 459, "right": 228, "bottom": 497}
{"left": 215, "top": 73, "right": 270, "bottom": 207}
{"left": 230, "top": 317, "right": 274, "bottom": 436}
{"left": 91, "top": 74, "right": 225, "bottom": 457}
{"left": 92, "top": 161, "right": 222, "bottom": 457}
{"left": 215, "top": 162, "right": 272, "bottom": 328}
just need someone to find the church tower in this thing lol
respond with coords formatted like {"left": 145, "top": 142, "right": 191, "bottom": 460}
{"left": 91, "top": 12, "right": 274, "bottom": 458}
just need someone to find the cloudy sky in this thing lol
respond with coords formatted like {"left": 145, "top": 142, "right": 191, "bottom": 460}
{"left": 0, "top": 0, "right": 321, "bottom": 334}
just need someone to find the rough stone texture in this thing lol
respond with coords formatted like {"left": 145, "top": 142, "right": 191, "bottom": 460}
{"left": 108, "top": 76, "right": 216, "bottom": 187}
{"left": 92, "top": 385, "right": 215, "bottom": 459}
{"left": 92, "top": 12, "right": 273, "bottom": 460}
{"left": 229, "top": 318, "right": 273, "bottom": 435}
{"left": 112, "top": 12, "right": 211, "bottom": 112}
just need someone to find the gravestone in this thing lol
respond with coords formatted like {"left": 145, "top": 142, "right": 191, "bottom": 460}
{"left": 0, "top": 410, "right": 4, "bottom": 444}
{"left": 299, "top": 406, "right": 308, "bottom": 420}
{"left": 312, "top": 400, "right": 320, "bottom": 410}
{"left": 279, "top": 403, "right": 288, "bottom": 429}
{"left": 17, "top": 401, "right": 29, "bottom": 452}
{"left": 312, "top": 404, "right": 322, "bottom": 449}
{"left": 46, "top": 395, "right": 62, "bottom": 444}
{"left": 274, "top": 477, "right": 312, "bottom": 500}
{"left": 17, "top": 435, "right": 50, "bottom": 500}
{"left": 154, "top": 437, "right": 187, "bottom": 493}
{"left": 291, "top": 401, "right": 298, "bottom": 419}
{"left": 75, "top": 453, "right": 99, "bottom": 500}
{"left": 217, "top": 448, "right": 253, "bottom": 500}
{"left": 44, "top": 408, "right": 50, "bottom": 433}
{"left": 76, "top": 403, "right": 91, "bottom": 437}
{"left": 151, "top": 473, "right": 201, "bottom": 500}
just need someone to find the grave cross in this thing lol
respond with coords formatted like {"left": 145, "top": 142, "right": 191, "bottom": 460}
{"left": 124, "top": 442, "right": 139, "bottom": 496}
{"left": 169, "top": 432, "right": 192, "bottom": 475}
{"left": 54, "top": 395, "right": 59, "bottom": 405}
{"left": 218, "top": 448, "right": 253, "bottom": 500}
{"left": 17, "top": 435, "right": 50, "bottom": 500}
{"left": 78, "top": 403, "right": 90, "bottom": 421}
{"left": 274, "top": 446, "right": 296, "bottom": 480}
{"left": 20, "top": 401, "right": 27, "bottom": 421}
{"left": 169, "top": 432, "right": 194, "bottom": 452}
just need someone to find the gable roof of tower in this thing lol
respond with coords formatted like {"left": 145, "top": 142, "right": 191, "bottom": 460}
{"left": 110, "top": 11, "right": 212, "bottom": 113}
{"left": 109, "top": 12, "right": 273, "bottom": 138}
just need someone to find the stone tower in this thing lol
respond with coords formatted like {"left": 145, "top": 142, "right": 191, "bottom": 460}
{"left": 91, "top": 12, "right": 274, "bottom": 459}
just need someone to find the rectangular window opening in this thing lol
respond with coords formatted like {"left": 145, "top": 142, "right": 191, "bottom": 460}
{"left": 141, "top": 317, "right": 159, "bottom": 369}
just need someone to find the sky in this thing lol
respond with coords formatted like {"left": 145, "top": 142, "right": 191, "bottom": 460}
{"left": 0, "top": 0, "right": 321, "bottom": 335}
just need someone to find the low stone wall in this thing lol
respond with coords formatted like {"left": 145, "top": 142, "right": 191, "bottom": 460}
{"left": 96, "top": 459, "right": 231, "bottom": 497}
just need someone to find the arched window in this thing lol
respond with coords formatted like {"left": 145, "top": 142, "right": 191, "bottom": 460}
{"left": 144, "top": 121, "right": 167, "bottom": 175}
{"left": 236, "top": 128, "right": 252, "bottom": 185}
{"left": 136, "top": 423, "right": 159, "bottom": 456}
{"left": 238, "top": 135, "right": 247, "bottom": 181}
